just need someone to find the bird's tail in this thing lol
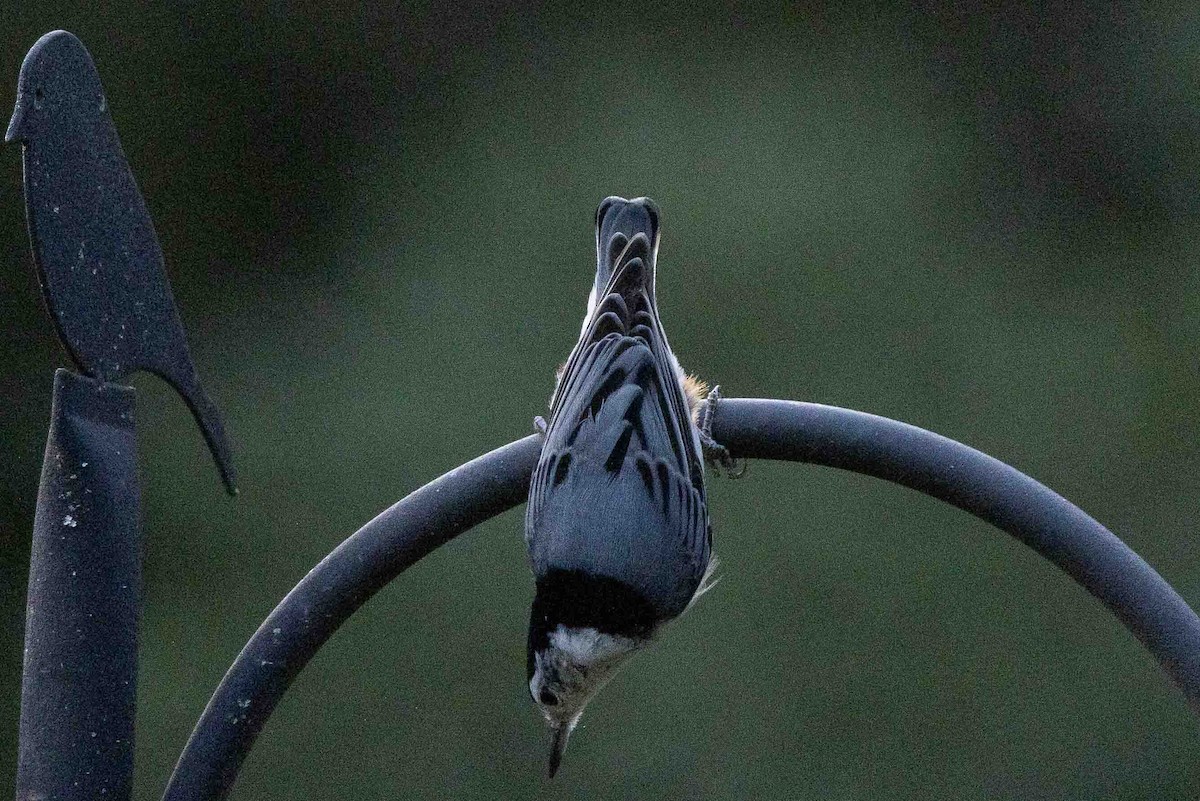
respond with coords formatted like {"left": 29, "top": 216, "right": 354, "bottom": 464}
{"left": 163, "top": 367, "right": 238, "bottom": 495}
{"left": 592, "top": 196, "right": 660, "bottom": 302}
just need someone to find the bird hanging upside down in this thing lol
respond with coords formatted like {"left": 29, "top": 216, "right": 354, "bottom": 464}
{"left": 525, "top": 196, "right": 726, "bottom": 777}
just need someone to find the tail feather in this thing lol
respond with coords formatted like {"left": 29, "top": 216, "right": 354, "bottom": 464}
{"left": 592, "top": 196, "right": 660, "bottom": 302}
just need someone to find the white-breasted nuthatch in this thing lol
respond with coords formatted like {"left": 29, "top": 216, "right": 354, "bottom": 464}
{"left": 525, "top": 196, "right": 718, "bottom": 777}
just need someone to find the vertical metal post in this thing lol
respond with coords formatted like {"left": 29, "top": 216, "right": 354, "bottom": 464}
{"left": 17, "top": 369, "right": 140, "bottom": 801}
{"left": 9, "top": 29, "right": 235, "bottom": 794}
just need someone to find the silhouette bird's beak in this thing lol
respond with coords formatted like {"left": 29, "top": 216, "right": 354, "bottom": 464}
{"left": 547, "top": 722, "right": 572, "bottom": 778}
{"left": 5, "top": 92, "right": 29, "bottom": 144}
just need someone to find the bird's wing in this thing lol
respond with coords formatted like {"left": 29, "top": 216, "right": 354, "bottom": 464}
{"left": 527, "top": 272, "right": 709, "bottom": 616}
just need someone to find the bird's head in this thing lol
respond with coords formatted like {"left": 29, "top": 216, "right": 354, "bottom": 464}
{"left": 528, "top": 623, "right": 645, "bottom": 777}
{"left": 526, "top": 569, "right": 659, "bottom": 777}
{"left": 7, "top": 30, "right": 106, "bottom": 145}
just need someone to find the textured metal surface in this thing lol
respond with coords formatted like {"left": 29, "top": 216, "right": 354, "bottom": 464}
{"left": 162, "top": 398, "right": 1200, "bottom": 800}
{"left": 162, "top": 435, "right": 543, "bottom": 801}
{"left": 18, "top": 369, "right": 141, "bottom": 801}
{"left": 7, "top": 30, "right": 236, "bottom": 494}
{"left": 714, "top": 399, "right": 1200, "bottom": 712}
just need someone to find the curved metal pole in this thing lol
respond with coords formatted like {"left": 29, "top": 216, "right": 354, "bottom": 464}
{"left": 162, "top": 399, "right": 1200, "bottom": 801}
{"left": 162, "top": 434, "right": 543, "bottom": 801}
{"left": 714, "top": 399, "right": 1200, "bottom": 708}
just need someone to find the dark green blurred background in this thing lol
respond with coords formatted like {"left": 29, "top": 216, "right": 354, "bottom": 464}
{"left": 3, "top": 3, "right": 1199, "bottom": 798}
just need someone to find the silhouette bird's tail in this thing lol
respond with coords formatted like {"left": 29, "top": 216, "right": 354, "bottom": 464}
{"left": 167, "top": 370, "right": 238, "bottom": 495}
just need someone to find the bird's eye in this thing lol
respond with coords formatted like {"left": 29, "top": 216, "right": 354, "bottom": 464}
{"left": 539, "top": 689, "right": 559, "bottom": 706}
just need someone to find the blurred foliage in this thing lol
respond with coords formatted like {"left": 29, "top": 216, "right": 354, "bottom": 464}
{"left": 2, "top": 2, "right": 1199, "bottom": 799}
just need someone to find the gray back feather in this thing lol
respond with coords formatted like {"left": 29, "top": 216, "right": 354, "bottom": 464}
{"left": 527, "top": 212, "right": 710, "bottom": 620}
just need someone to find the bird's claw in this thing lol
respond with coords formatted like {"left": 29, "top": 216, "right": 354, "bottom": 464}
{"left": 697, "top": 385, "right": 746, "bottom": 479}
{"left": 533, "top": 415, "right": 548, "bottom": 436}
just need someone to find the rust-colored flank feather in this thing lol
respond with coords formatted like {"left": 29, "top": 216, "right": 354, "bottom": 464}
{"left": 682, "top": 373, "right": 709, "bottom": 424}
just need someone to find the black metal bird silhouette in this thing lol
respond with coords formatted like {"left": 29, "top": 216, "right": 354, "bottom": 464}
{"left": 6, "top": 30, "right": 236, "bottom": 494}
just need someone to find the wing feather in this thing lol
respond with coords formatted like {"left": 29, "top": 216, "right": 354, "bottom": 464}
{"left": 527, "top": 270, "right": 710, "bottom": 618}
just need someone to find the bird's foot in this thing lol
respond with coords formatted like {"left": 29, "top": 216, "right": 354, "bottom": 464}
{"left": 697, "top": 385, "right": 746, "bottom": 478}
{"left": 533, "top": 415, "right": 548, "bottom": 437}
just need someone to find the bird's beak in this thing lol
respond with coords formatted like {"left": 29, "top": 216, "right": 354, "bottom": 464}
{"left": 547, "top": 722, "right": 573, "bottom": 778}
{"left": 6, "top": 92, "right": 28, "bottom": 144}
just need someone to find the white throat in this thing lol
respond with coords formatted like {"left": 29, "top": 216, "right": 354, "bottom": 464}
{"left": 549, "top": 625, "right": 639, "bottom": 664}
{"left": 530, "top": 625, "right": 644, "bottom": 727}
